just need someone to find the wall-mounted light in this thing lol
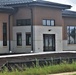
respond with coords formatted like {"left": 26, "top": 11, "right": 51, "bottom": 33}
{"left": 48, "top": 29, "right": 51, "bottom": 31}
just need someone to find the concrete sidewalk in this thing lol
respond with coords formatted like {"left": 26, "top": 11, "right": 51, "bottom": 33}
{"left": 48, "top": 72, "right": 76, "bottom": 75}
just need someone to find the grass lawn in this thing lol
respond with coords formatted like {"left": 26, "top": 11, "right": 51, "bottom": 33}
{"left": 1, "top": 61, "right": 76, "bottom": 75}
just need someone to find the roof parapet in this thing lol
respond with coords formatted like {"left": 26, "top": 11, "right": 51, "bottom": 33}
{"left": 30, "top": 1, "right": 71, "bottom": 9}
{"left": 62, "top": 10, "right": 76, "bottom": 17}
{"left": 0, "top": 0, "right": 72, "bottom": 13}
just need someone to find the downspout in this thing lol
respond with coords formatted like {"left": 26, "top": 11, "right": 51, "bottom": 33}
{"left": 8, "top": 14, "right": 12, "bottom": 53}
{"left": 30, "top": 7, "right": 34, "bottom": 53}
{"left": 8, "top": 8, "right": 18, "bottom": 53}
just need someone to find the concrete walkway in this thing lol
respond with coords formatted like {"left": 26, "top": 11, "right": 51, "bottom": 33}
{"left": 48, "top": 72, "right": 76, "bottom": 75}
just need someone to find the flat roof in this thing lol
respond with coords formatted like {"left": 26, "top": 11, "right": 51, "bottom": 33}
{"left": 0, "top": 0, "right": 33, "bottom": 12}
{"left": 62, "top": 10, "right": 76, "bottom": 18}
{"left": 0, "top": 0, "right": 71, "bottom": 9}
{"left": 0, "top": 0, "right": 33, "bottom": 5}
{"left": 0, "top": 0, "right": 73, "bottom": 14}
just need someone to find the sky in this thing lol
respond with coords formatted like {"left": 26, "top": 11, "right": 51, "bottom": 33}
{"left": 45, "top": 0, "right": 76, "bottom": 11}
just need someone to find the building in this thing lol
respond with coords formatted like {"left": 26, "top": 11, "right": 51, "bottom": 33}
{"left": 0, "top": 0, "right": 76, "bottom": 53}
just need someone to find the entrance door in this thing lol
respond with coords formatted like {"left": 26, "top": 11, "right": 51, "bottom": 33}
{"left": 43, "top": 34, "right": 55, "bottom": 51}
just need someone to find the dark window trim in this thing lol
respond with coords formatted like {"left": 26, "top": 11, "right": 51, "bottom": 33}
{"left": 17, "top": 33, "right": 22, "bottom": 46}
{"left": 43, "top": 19, "right": 55, "bottom": 26}
{"left": 3, "top": 23, "right": 7, "bottom": 46}
{"left": 67, "top": 26, "right": 76, "bottom": 44}
{"left": 26, "top": 33, "right": 31, "bottom": 46}
{"left": 43, "top": 34, "right": 55, "bottom": 51}
{"left": 16, "top": 19, "right": 31, "bottom": 26}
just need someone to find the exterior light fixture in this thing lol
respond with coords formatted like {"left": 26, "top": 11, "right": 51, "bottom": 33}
{"left": 48, "top": 29, "right": 51, "bottom": 31}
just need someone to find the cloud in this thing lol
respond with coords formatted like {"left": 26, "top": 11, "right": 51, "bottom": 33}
{"left": 69, "top": 0, "right": 76, "bottom": 4}
{"left": 45, "top": 0, "right": 71, "bottom": 5}
{"left": 67, "top": 0, "right": 76, "bottom": 11}
{"left": 45, "top": 0, "right": 76, "bottom": 11}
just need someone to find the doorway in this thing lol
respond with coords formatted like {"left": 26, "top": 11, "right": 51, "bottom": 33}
{"left": 43, "top": 34, "right": 55, "bottom": 51}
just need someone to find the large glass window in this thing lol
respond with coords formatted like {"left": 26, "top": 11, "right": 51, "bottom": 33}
{"left": 42, "top": 19, "right": 55, "bottom": 26}
{"left": 16, "top": 19, "right": 31, "bottom": 26}
{"left": 3, "top": 23, "right": 7, "bottom": 46}
{"left": 17, "top": 33, "right": 22, "bottom": 46}
{"left": 67, "top": 26, "right": 76, "bottom": 44}
{"left": 26, "top": 33, "right": 31, "bottom": 46}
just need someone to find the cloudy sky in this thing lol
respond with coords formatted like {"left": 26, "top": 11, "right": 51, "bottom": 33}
{"left": 45, "top": 0, "right": 76, "bottom": 11}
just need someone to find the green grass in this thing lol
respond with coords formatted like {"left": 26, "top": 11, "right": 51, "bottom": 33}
{"left": 1, "top": 62, "right": 76, "bottom": 75}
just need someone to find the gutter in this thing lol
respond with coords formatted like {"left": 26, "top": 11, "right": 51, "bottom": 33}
{"left": 27, "top": 4, "right": 34, "bottom": 53}
{"left": 8, "top": 8, "right": 18, "bottom": 53}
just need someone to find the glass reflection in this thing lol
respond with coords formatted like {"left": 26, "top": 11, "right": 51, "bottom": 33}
{"left": 67, "top": 26, "right": 76, "bottom": 44}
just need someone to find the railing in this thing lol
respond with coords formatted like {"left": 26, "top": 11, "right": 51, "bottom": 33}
{"left": 3, "top": 57, "right": 76, "bottom": 71}
{"left": 0, "top": 51, "right": 76, "bottom": 71}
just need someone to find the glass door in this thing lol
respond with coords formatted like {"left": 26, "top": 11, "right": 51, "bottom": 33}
{"left": 43, "top": 34, "right": 55, "bottom": 51}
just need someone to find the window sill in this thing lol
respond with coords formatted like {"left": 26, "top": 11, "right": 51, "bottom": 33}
{"left": 68, "top": 44, "right": 76, "bottom": 45}
{"left": 26, "top": 46, "right": 31, "bottom": 48}
{"left": 3, "top": 46, "right": 7, "bottom": 48}
{"left": 43, "top": 25, "right": 55, "bottom": 26}
{"left": 17, "top": 46, "right": 22, "bottom": 48}
{"left": 15, "top": 25, "right": 31, "bottom": 26}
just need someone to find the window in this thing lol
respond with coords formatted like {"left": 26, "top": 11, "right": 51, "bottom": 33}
{"left": 43, "top": 20, "right": 46, "bottom": 26}
{"left": 3, "top": 23, "right": 7, "bottom": 46}
{"left": 26, "top": 19, "right": 31, "bottom": 25}
{"left": 26, "top": 33, "right": 31, "bottom": 46}
{"left": 17, "top": 33, "right": 22, "bottom": 46}
{"left": 51, "top": 20, "right": 55, "bottom": 26}
{"left": 67, "top": 26, "right": 76, "bottom": 44}
{"left": 16, "top": 19, "right": 31, "bottom": 26}
{"left": 42, "top": 19, "right": 55, "bottom": 26}
{"left": 47, "top": 20, "right": 50, "bottom": 26}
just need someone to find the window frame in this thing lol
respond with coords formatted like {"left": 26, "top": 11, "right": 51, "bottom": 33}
{"left": 42, "top": 20, "right": 47, "bottom": 26}
{"left": 42, "top": 19, "right": 55, "bottom": 26}
{"left": 26, "top": 33, "right": 31, "bottom": 46}
{"left": 17, "top": 33, "right": 22, "bottom": 46}
{"left": 67, "top": 26, "right": 76, "bottom": 44}
{"left": 3, "top": 23, "right": 7, "bottom": 46}
{"left": 47, "top": 20, "right": 51, "bottom": 26}
{"left": 16, "top": 19, "right": 31, "bottom": 26}
{"left": 51, "top": 20, "right": 55, "bottom": 26}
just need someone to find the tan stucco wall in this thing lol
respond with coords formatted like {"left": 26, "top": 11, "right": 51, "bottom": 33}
{"left": 63, "top": 40, "right": 76, "bottom": 51}
{"left": 13, "top": 26, "right": 63, "bottom": 53}
{"left": 13, "top": 26, "right": 31, "bottom": 53}
{"left": 33, "top": 26, "right": 63, "bottom": 52}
